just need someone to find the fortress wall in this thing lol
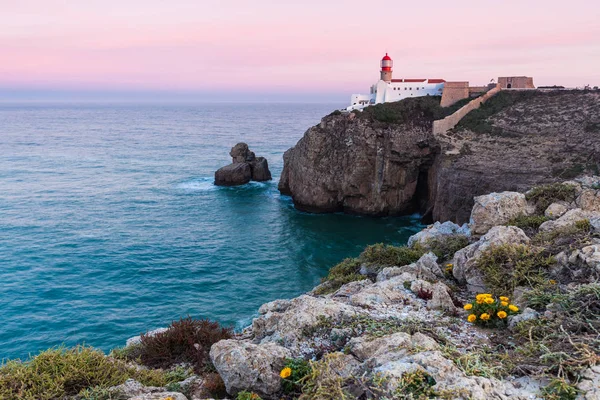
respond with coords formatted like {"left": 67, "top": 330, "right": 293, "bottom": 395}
{"left": 440, "top": 82, "right": 469, "bottom": 107}
{"left": 433, "top": 86, "right": 501, "bottom": 135}
{"left": 498, "top": 76, "right": 535, "bottom": 89}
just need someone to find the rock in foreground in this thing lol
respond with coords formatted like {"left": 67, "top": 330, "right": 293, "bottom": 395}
{"left": 214, "top": 143, "right": 272, "bottom": 186}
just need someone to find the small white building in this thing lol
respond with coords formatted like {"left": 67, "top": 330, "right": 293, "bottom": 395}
{"left": 347, "top": 53, "right": 445, "bottom": 111}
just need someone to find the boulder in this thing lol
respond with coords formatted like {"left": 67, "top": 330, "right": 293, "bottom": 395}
{"left": 214, "top": 162, "right": 252, "bottom": 186}
{"left": 452, "top": 226, "right": 530, "bottom": 292}
{"left": 576, "top": 189, "right": 600, "bottom": 212}
{"left": 209, "top": 340, "right": 291, "bottom": 397}
{"left": 250, "top": 157, "right": 272, "bottom": 181}
{"left": 544, "top": 202, "right": 569, "bottom": 219}
{"left": 539, "top": 208, "right": 599, "bottom": 232}
{"left": 376, "top": 252, "right": 443, "bottom": 283}
{"left": 214, "top": 143, "right": 271, "bottom": 186}
{"left": 407, "top": 221, "right": 470, "bottom": 247}
{"left": 427, "top": 282, "right": 457, "bottom": 312}
{"left": 508, "top": 307, "right": 539, "bottom": 329}
{"left": 469, "top": 192, "right": 529, "bottom": 235}
{"left": 577, "top": 245, "right": 600, "bottom": 270}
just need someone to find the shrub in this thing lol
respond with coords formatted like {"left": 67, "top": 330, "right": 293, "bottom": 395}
{"left": 541, "top": 378, "right": 579, "bottom": 400}
{"left": 507, "top": 214, "right": 549, "bottom": 230}
{"left": 415, "top": 286, "right": 433, "bottom": 300}
{"left": 356, "top": 96, "right": 445, "bottom": 126}
{"left": 236, "top": 391, "right": 263, "bottom": 400}
{"left": 298, "top": 353, "right": 356, "bottom": 400}
{"left": 137, "top": 317, "right": 232, "bottom": 373}
{"left": 475, "top": 244, "right": 555, "bottom": 294}
{"left": 203, "top": 372, "right": 227, "bottom": 397}
{"left": 280, "top": 358, "right": 311, "bottom": 395}
{"left": 316, "top": 243, "right": 425, "bottom": 295}
{"left": 526, "top": 183, "right": 577, "bottom": 215}
{"left": 532, "top": 220, "right": 595, "bottom": 257}
{"left": 361, "top": 243, "right": 424, "bottom": 267}
{"left": 395, "top": 370, "right": 438, "bottom": 398}
{"left": 422, "top": 234, "right": 470, "bottom": 262}
{"left": 0, "top": 346, "right": 182, "bottom": 400}
{"left": 463, "top": 294, "right": 520, "bottom": 328}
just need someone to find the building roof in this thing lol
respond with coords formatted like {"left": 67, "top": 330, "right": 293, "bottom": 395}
{"left": 390, "top": 79, "right": 446, "bottom": 83}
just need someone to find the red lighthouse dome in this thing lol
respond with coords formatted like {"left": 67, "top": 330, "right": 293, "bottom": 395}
{"left": 381, "top": 53, "right": 393, "bottom": 71}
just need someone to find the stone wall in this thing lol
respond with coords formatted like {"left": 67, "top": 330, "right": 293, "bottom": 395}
{"left": 432, "top": 86, "right": 501, "bottom": 135}
{"left": 440, "top": 81, "right": 469, "bottom": 107}
{"left": 498, "top": 76, "right": 534, "bottom": 89}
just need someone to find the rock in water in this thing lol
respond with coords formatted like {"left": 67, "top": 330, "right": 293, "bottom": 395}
{"left": 214, "top": 163, "right": 252, "bottom": 186}
{"left": 250, "top": 157, "right": 272, "bottom": 181}
{"left": 214, "top": 143, "right": 272, "bottom": 186}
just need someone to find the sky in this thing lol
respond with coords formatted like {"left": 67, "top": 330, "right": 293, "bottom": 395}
{"left": 1, "top": 0, "right": 599, "bottom": 102}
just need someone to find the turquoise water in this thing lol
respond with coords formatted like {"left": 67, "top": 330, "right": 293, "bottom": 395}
{"left": 0, "top": 103, "right": 423, "bottom": 360}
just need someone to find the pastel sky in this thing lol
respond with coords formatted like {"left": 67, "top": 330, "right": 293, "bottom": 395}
{"left": 1, "top": 0, "right": 599, "bottom": 101}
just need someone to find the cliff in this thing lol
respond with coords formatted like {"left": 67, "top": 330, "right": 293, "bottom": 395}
{"left": 279, "top": 91, "right": 600, "bottom": 223}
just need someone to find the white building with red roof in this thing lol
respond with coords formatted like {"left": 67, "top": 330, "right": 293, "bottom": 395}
{"left": 347, "top": 53, "right": 445, "bottom": 110}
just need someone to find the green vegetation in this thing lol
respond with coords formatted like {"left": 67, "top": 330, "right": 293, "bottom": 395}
{"left": 526, "top": 183, "right": 578, "bottom": 215}
{"left": 541, "top": 379, "right": 579, "bottom": 400}
{"left": 440, "top": 344, "right": 510, "bottom": 379}
{"left": 297, "top": 353, "right": 356, "bottom": 400}
{"left": 507, "top": 214, "right": 549, "bottom": 231}
{"left": 133, "top": 317, "right": 232, "bottom": 373}
{"left": 532, "top": 219, "right": 594, "bottom": 257}
{"left": 361, "top": 243, "right": 424, "bottom": 266}
{"left": 420, "top": 234, "right": 470, "bottom": 262}
{"left": 511, "top": 283, "right": 600, "bottom": 381}
{"left": 455, "top": 90, "right": 542, "bottom": 134}
{"left": 394, "top": 370, "right": 438, "bottom": 399}
{"left": 354, "top": 96, "right": 468, "bottom": 127}
{"left": 236, "top": 391, "right": 263, "bottom": 400}
{"left": 281, "top": 358, "right": 312, "bottom": 395}
{"left": 315, "top": 243, "right": 425, "bottom": 294}
{"left": 0, "top": 346, "right": 186, "bottom": 400}
{"left": 475, "top": 244, "right": 555, "bottom": 294}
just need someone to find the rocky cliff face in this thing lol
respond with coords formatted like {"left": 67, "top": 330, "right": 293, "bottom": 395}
{"left": 431, "top": 90, "right": 600, "bottom": 223}
{"left": 279, "top": 91, "right": 600, "bottom": 223}
{"left": 278, "top": 99, "right": 442, "bottom": 215}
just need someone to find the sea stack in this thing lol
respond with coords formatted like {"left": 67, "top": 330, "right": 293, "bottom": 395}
{"left": 214, "top": 143, "right": 272, "bottom": 186}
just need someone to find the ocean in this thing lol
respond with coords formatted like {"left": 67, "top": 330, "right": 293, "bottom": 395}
{"left": 0, "top": 102, "right": 423, "bottom": 360}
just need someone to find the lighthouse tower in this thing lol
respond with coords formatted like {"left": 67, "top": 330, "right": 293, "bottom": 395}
{"left": 380, "top": 53, "right": 393, "bottom": 82}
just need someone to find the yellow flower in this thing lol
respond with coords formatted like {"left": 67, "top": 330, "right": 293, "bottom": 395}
{"left": 480, "top": 313, "right": 491, "bottom": 321}
{"left": 446, "top": 263, "right": 453, "bottom": 267}
{"left": 476, "top": 298, "right": 484, "bottom": 304}
{"left": 484, "top": 297, "right": 495, "bottom": 304}
{"left": 549, "top": 280, "right": 557, "bottom": 285}
{"left": 163, "top": 397, "right": 174, "bottom": 400}
{"left": 501, "top": 301, "right": 509, "bottom": 307}
{"left": 499, "top": 296, "right": 509, "bottom": 302}
{"left": 280, "top": 367, "right": 292, "bottom": 379}
{"left": 509, "top": 305, "right": 519, "bottom": 312}
{"left": 467, "top": 314, "right": 477, "bottom": 323}
{"left": 464, "top": 304, "right": 473, "bottom": 310}
{"left": 497, "top": 311, "right": 507, "bottom": 319}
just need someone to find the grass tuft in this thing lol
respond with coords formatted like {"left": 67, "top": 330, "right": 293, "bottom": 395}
{"left": 526, "top": 183, "right": 578, "bottom": 215}
{"left": 476, "top": 244, "right": 555, "bottom": 294}
{"left": 0, "top": 346, "right": 186, "bottom": 400}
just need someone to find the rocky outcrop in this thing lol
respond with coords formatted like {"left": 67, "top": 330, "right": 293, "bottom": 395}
{"left": 280, "top": 91, "right": 600, "bottom": 222}
{"left": 210, "top": 340, "right": 290, "bottom": 397}
{"left": 469, "top": 192, "right": 529, "bottom": 235}
{"left": 452, "top": 225, "right": 530, "bottom": 292}
{"left": 215, "top": 143, "right": 272, "bottom": 186}
{"left": 278, "top": 106, "right": 439, "bottom": 215}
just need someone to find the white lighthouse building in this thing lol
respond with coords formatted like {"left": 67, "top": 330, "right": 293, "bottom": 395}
{"left": 347, "top": 53, "right": 445, "bottom": 110}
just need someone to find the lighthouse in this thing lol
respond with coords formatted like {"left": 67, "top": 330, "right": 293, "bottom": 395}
{"left": 346, "top": 53, "right": 446, "bottom": 111}
{"left": 380, "top": 53, "right": 393, "bottom": 82}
